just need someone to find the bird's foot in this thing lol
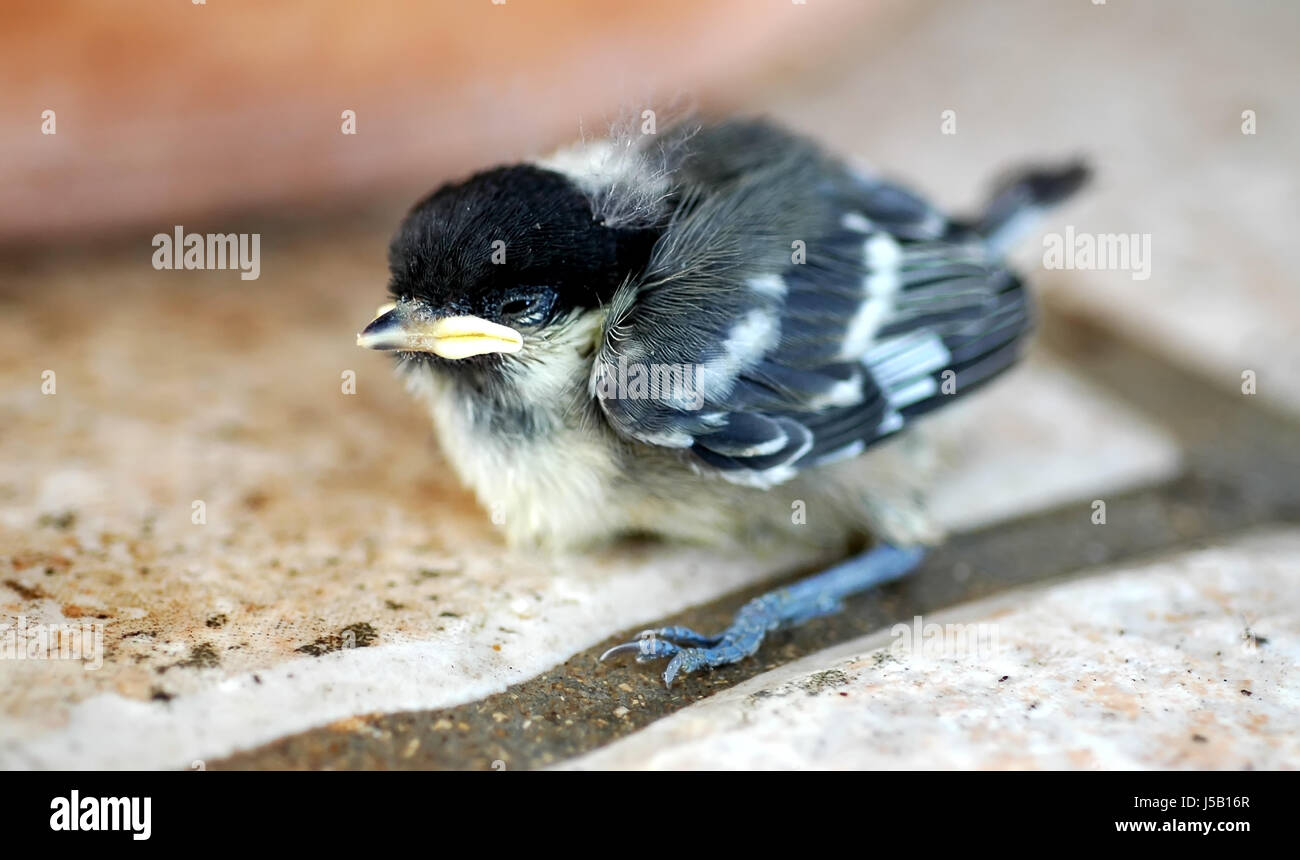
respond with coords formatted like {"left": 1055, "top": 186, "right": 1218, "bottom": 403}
{"left": 600, "top": 544, "right": 926, "bottom": 688}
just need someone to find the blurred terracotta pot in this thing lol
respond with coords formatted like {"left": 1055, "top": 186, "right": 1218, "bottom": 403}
{"left": 4, "top": 0, "right": 874, "bottom": 244}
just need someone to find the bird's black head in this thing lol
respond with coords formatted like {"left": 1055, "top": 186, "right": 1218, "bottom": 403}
{"left": 359, "top": 164, "right": 659, "bottom": 365}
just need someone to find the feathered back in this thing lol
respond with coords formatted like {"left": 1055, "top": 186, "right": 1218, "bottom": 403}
{"left": 589, "top": 118, "right": 1069, "bottom": 487}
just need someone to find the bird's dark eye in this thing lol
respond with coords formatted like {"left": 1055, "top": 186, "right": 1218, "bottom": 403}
{"left": 497, "top": 289, "right": 556, "bottom": 327}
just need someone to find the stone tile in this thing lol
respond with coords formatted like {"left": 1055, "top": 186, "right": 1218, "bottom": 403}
{"left": 752, "top": 0, "right": 1300, "bottom": 416}
{"left": 922, "top": 353, "right": 1180, "bottom": 532}
{"left": 567, "top": 530, "right": 1300, "bottom": 770}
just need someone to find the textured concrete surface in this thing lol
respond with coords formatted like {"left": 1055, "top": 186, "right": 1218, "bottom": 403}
{"left": 923, "top": 356, "right": 1179, "bottom": 532}
{"left": 567, "top": 530, "right": 1300, "bottom": 770}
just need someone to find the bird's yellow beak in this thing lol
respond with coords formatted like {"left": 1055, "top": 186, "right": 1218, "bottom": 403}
{"left": 356, "top": 303, "right": 523, "bottom": 359}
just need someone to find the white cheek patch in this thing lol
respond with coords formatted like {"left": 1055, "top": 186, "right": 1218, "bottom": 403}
{"left": 507, "top": 310, "right": 606, "bottom": 407}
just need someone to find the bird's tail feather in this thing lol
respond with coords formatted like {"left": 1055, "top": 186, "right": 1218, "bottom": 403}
{"left": 973, "top": 161, "right": 1091, "bottom": 256}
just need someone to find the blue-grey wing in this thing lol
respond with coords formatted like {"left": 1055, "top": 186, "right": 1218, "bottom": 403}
{"left": 591, "top": 119, "right": 1030, "bottom": 486}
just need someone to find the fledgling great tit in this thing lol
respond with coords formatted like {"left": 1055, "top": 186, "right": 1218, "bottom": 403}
{"left": 358, "top": 116, "right": 1087, "bottom": 686}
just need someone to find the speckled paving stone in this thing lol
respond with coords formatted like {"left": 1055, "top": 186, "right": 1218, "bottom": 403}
{"left": 922, "top": 353, "right": 1179, "bottom": 532}
{"left": 566, "top": 530, "right": 1300, "bottom": 770}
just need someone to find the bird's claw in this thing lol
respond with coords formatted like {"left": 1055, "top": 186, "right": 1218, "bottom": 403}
{"left": 601, "top": 627, "right": 760, "bottom": 688}
{"left": 600, "top": 545, "right": 927, "bottom": 689}
{"left": 662, "top": 647, "right": 714, "bottom": 688}
{"left": 598, "top": 625, "right": 720, "bottom": 665}
{"left": 598, "top": 634, "right": 670, "bottom": 663}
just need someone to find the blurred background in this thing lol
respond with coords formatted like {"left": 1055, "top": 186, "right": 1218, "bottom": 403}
{"left": 6, "top": 0, "right": 870, "bottom": 243}
{"left": 2, "top": 0, "right": 1298, "bottom": 770}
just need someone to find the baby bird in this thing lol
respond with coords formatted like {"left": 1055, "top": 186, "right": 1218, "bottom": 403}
{"left": 358, "top": 117, "right": 1087, "bottom": 686}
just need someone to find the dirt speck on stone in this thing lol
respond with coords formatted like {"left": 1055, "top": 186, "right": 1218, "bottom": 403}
{"left": 798, "top": 669, "right": 850, "bottom": 695}
{"left": 295, "top": 622, "right": 378, "bottom": 657}
{"left": 3, "top": 579, "right": 48, "bottom": 600}
{"left": 165, "top": 642, "right": 221, "bottom": 672}
{"left": 37, "top": 511, "right": 78, "bottom": 530}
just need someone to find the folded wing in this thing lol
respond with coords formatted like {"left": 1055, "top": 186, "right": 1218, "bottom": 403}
{"left": 591, "top": 119, "right": 1031, "bottom": 487}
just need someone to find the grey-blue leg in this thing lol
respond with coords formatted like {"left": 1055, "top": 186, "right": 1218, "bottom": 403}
{"left": 600, "top": 544, "right": 926, "bottom": 688}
